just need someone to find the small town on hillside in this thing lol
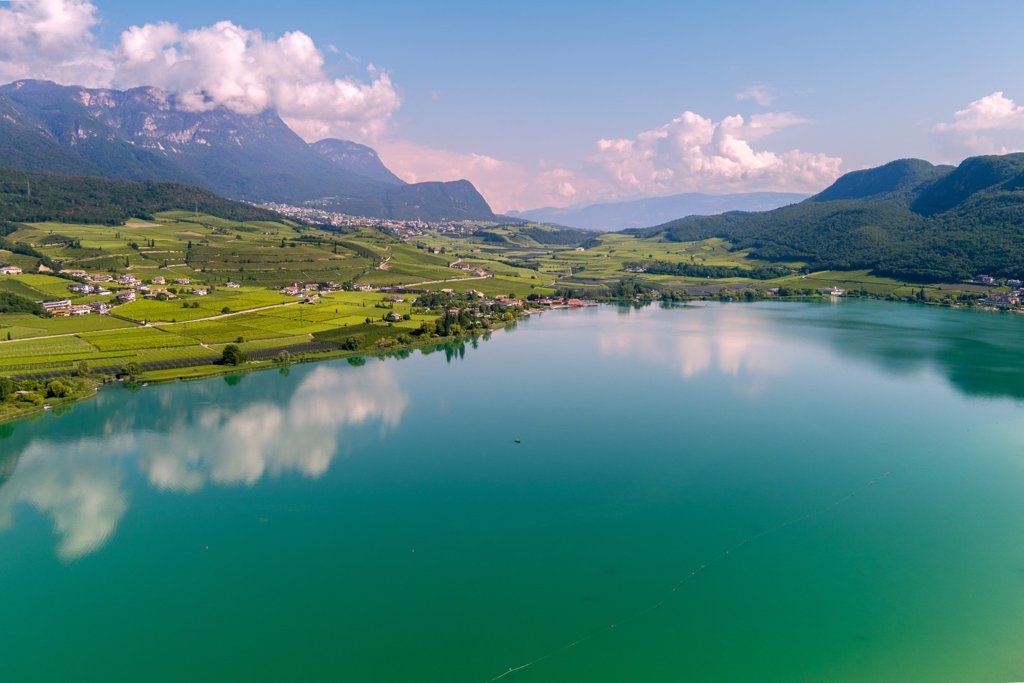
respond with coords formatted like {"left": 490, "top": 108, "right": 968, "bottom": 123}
{"left": 258, "top": 203, "right": 479, "bottom": 239}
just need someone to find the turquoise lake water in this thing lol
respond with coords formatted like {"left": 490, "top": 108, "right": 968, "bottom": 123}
{"left": 2, "top": 300, "right": 1024, "bottom": 682}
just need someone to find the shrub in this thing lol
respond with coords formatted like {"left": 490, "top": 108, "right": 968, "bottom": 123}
{"left": 45, "top": 380, "right": 73, "bottom": 398}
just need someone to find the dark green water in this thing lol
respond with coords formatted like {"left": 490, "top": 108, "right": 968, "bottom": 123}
{"left": 3, "top": 301, "right": 1024, "bottom": 682}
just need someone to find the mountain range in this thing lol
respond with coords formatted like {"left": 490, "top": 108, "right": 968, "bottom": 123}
{"left": 630, "top": 154, "right": 1024, "bottom": 282}
{"left": 0, "top": 79, "right": 495, "bottom": 222}
{"left": 509, "top": 191, "right": 808, "bottom": 231}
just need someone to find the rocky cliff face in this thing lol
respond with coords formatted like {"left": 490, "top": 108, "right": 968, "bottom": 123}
{"left": 310, "top": 139, "right": 405, "bottom": 186}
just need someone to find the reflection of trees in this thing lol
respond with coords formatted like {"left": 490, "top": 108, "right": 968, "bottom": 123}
{"left": 598, "top": 301, "right": 1024, "bottom": 402}
{"left": 0, "top": 361, "right": 409, "bottom": 560}
{"left": 0, "top": 449, "right": 18, "bottom": 491}
{"left": 772, "top": 302, "right": 1024, "bottom": 401}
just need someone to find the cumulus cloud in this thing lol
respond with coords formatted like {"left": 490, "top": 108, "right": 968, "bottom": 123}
{"left": 379, "top": 111, "right": 840, "bottom": 213}
{"left": 934, "top": 91, "right": 1024, "bottom": 156}
{"left": 0, "top": 0, "right": 400, "bottom": 139}
{"left": 583, "top": 110, "right": 841, "bottom": 200}
{"left": 0, "top": 0, "right": 112, "bottom": 86}
{"left": 0, "top": 1, "right": 840, "bottom": 212}
{"left": 113, "top": 21, "right": 400, "bottom": 140}
{"left": 736, "top": 84, "right": 774, "bottom": 107}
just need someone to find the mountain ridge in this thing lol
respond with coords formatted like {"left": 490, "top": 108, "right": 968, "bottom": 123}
{"left": 0, "top": 79, "right": 494, "bottom": 222}
{"left": 310, "top": 139, "right": 406, "bottom": 186}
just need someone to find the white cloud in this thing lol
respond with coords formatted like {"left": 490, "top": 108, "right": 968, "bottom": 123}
{"left": 934, "top": 91, "right": 1024, "bottom": 156}
{"left": 0, "top": 1, "right": 840, "bottom": 212}
{"left": 378, "top": 110, "right": 840, "bottom": 213}
{"left": 0, "top": 0, "right": 400, "bottom": 140}
{"left": 736, "top": 84, "right": 774, "bottom": 107}
{"left": 0, "top": 0, "right": 112, "bottom": 86}
{"left": 114, "top": 22, "right": 400, "bottom": 140}
{"left": 582, "top": 110, "right": 841, "bottom": 200}
{"left": 936, "top": 92, "right": 1024, "bottom": 132}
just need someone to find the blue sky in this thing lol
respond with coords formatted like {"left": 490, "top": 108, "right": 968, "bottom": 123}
{"left": 2, "top": 0, "right": 1023, "bottom": 209}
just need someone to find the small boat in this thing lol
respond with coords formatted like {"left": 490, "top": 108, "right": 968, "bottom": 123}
{"left": 513, "top": 438, "right": 521, "bottom": 444}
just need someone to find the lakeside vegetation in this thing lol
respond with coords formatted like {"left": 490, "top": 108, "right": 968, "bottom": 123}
{"left": 5, "top": 155, "right": 1024, "bottom": 422}
{"left": 0, "top": 210, "right": 1008, "bottom": 392}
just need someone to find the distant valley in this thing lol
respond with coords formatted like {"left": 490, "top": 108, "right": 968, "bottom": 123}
{"left": 509, "top": 191, "right": 808, "bottom": 231}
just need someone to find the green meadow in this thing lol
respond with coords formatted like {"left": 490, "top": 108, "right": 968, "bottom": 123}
{"left": 0, "top": 210, "right": 997, "bottom": 388}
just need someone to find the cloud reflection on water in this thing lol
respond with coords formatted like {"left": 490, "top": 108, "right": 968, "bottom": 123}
{"left": 0, "top": 362, "right": 408, "bottom": 560}
{"left": 598, "top": 306, "right": 788, "bottom": 394}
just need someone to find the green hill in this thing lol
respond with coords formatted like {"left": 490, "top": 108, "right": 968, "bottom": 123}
{"left": 911, "top": 154, "right": 1024, "bottom": 215}
{"left": 809, "top": 158, "right": 952, "bottom": 205}
{"left": 0, "top": 167, "right": 283, "bottom": 225}
{"left": 630, "top": 154, "right": 1024, "bottom": 282}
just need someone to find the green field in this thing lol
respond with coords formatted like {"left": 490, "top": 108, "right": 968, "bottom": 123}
{"left": 1, "top": 208, "right": 995, "bottom": 385}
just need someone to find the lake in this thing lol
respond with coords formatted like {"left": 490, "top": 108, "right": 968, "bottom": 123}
{"left": 2, "top": 301, "right": 1024, "bottom": 682}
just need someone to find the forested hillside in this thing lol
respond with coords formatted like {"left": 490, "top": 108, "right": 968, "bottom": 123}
{"left": 0, "top": 167, "right": 282, "bottom": 225}
{"left": 631, "top": 154, "right": 1024, "bottom": 281}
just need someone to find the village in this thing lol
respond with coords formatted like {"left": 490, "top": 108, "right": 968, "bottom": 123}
{"left": 257, "top": 202, "right": 478, "bottom": 239}
{"left": 0, "top": 263, "right": 235, "bottom": 317}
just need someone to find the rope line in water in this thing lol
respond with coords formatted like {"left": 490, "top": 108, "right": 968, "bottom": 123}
{"left": 485, "top": 471, "right": 892, "bottom": 682}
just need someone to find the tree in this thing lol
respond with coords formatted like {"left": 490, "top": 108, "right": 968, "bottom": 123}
{"left": 75, "top": 360, "right": 90, "bottom": 377}
{"left": 0, "top": 376, "right": 15, "bottom": 400}
{"left": 45, "top": 379, "right": 73, "bottom": 398}
{"left": 121, "top": 362, "right": 141, "bottom": 378}
{"left": 221, "top": 344, "right": 246, "bottom": 366}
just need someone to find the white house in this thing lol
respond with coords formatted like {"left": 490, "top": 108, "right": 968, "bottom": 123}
{"left": 42, "top": 299, "right": 72, "bottom": 311}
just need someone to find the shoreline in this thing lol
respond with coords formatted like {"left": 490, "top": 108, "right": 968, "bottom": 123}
{"left": 0, "top": 295, "right": 1015, "bottom": 426}
{"left": 0, "top": 321, "right": 517, "bottom": 425}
